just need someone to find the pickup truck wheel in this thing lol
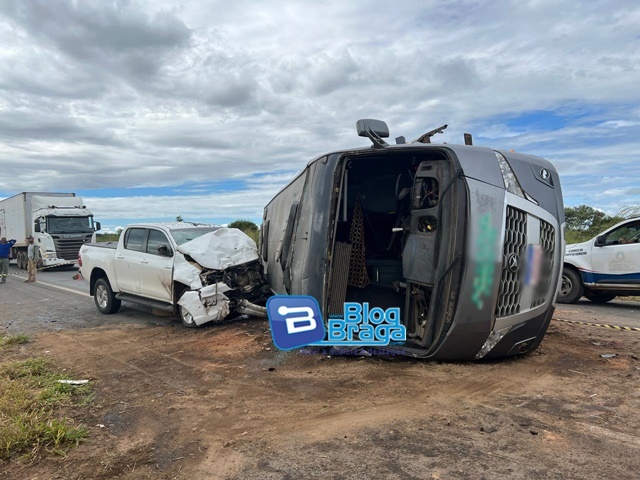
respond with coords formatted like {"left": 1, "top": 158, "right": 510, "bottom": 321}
{"left": 585, "top": 292, "right": 616, "bottom": 304}
{"left": 179, "top": 305, "right": 198, "bottom": 328}
{"left": 558, "top": 267, "right": 584, "bottom": 304}
{"left": 94, "top": 278, "right": 121, "bottom": 314}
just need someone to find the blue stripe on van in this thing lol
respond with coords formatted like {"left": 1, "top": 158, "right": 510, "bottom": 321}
{"left": 580, "top": 270, "right": 640, "bottom": 284}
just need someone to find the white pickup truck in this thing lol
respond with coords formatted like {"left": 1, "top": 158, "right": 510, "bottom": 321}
{"left": 559, "top": 217, "right": 640, "bottom": 303}
{"left": 79, "top": 222, "right": 268, "bottom": 326}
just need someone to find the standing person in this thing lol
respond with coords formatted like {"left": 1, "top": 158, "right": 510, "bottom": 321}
{"left": 26, "top": 235, "right": 41, "bottom": 283}
{"left": 0, "top": 237, "right": 16, "bottom": 283}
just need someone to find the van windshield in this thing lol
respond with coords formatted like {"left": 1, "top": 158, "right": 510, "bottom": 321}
{"left": 170, "top": 227, "right": 219, "bottom": 245}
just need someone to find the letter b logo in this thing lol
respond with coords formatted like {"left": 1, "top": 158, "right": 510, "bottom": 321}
{"left": 267, "top": 296, "right": 325, "bottom": 350}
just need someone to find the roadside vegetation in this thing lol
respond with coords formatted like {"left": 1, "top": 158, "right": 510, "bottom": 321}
{"left": 96, "top": 233, "right": 120, "bottom": 242}
{"left": 228, "top": 219, "right": 260, "bottom": 243}
{"left": 0, "top": 334, "right": 30, "bottom": 349}
{"left": 564, "top": 205, "right": 639, "bottom": 244}
{"left": 0, "top": 354, "right": 92, "bottom": 462}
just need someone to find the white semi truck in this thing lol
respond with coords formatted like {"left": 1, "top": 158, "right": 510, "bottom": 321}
{"left": 0, "top": 192, "right": 101, "bottom": 269}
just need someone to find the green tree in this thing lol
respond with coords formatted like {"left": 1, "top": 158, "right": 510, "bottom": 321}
{"left": 228, "top": 219, "right": 258, "bottom": 232}
{"left": 229, "top": 219, "right": 259, "bottom": 243}
{"left": 565, "top": 205, "right": 607, "bottom": 231}
{"left": 176, "top": 215, "right": 183, "bottom": 222}
{"left": 564, "top": 205, "right": 622, "bottom": 244}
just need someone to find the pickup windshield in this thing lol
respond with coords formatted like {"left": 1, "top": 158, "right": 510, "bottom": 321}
{"left": 170, "top": 227, "right": 219, "bottom": 245}
{"left": 47, "top": 216, "right": 94, "bottom": 234}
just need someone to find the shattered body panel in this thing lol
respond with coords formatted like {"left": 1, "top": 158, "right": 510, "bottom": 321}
{"left": 178, "top": 284, "right": 232, "bottom": 326}
{"left": 177, "top": 231, "right": 268, "bottom": 325}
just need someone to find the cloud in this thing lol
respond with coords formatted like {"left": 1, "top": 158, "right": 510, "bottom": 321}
{"left": 1, "top": 0, "right": 191, "bottom": 84}
{"left": 84, "top": 174, "right": 287, "bottom": 221}
{"left": 0, "top": 0, "right": 639, "bottom": 219}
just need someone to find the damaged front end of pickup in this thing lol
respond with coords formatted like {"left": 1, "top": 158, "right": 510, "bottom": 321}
{"left": 173, "top": 228, "right": 270, "bottom": 327}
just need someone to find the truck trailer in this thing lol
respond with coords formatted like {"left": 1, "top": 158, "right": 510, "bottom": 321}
{"left": 261, "top": 120, "right": 565, "bottom": 360}
{"left": 0, "top": 192, "right": 101, "bottom": 269}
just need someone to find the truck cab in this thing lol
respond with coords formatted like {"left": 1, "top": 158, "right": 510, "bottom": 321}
{"left": 559, "top": 218, "right": 640, "bottom": 303}
{"left": 0, "top": 192, "right": 100, "bottom": 269}
{"left": 33, "top": 203, "right": 99, "bottom": 267}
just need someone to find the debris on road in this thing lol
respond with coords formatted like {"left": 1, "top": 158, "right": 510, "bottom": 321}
{"left": 600, "top": 353, "right": 618, "bottom": 359}
{"left": 58, "top": 379, "right": 90, "bottom": 385}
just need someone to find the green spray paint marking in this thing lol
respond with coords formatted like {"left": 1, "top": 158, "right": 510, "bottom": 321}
{"left": 472, "top": 213, "right": 498, "bottom": 309}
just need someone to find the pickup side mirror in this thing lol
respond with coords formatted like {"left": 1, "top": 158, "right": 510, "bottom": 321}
{"left": 34, "top": 222, "right": 41, "bottom": 233}
{"left": 157, "top": 245, "right": 173, "bottom": 257}
{"left": 594, "top": 235, "right": 605, "bottom": 247}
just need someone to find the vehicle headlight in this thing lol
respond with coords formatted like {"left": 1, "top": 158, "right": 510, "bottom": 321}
{"left": 475, "top": 325, "right": 513, "bottom": 359}
{"left": 495, "top": 152, "right": 525, "bottom": 198}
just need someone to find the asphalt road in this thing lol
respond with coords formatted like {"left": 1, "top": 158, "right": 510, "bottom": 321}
{"left": 7, "top": 263, "right": 88, "bottom": 294}
{"left": 1, "top": 264, "right": 179, "bottom": 337}
{"left": 5, "top": 263, "right": 639, "bottom": 331}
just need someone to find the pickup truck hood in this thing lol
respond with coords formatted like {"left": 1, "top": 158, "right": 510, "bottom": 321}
{"left": 176, "top": 228, "right": 259, "bottom": 270}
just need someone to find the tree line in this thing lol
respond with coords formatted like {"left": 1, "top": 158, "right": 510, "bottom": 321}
{"left": 564, "top": 205, "right": 639, "bottom": 244}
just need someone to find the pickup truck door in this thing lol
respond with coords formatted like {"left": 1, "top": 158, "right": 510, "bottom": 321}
{"left": 138, "top": 229, "right": 174, "bottom": 302}
{"left": 590, "top": 220, "right": 640, "bottom": 285}
{"left": 113, "top": 227, "right": 146, "bottom": 294}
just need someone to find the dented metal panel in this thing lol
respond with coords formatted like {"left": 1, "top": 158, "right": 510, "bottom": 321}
{"left": 177, "top": 228, "right": 258, "bottom": 270}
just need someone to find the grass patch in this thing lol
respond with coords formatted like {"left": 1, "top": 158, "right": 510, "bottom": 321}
{"left": 0, "top": 357, "right": 91, "bottom": 462}
{"left": 0, "top": 335, "right": 30, "bottom": 349}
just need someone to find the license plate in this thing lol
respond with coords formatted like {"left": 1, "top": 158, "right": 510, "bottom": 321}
{"left": 525, "top": 244, "right": 542, "bottom": 286}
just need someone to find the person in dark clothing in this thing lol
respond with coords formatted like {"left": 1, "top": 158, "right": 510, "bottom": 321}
{"left": 0, "top": 237, "right": 16, "bottom": 283}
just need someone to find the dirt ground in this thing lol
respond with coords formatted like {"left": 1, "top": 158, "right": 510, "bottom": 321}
{"left": 1, "top": 281, "right": 640, "bottom": 479}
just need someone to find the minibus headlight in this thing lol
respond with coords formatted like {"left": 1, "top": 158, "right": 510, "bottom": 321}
{"left": 495, "top": 152, "right": 525, "bottom": 198}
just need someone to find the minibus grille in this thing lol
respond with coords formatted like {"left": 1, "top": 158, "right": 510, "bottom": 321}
{"left": 531, "top": 220, "right": 555, "bottom": 308}
{"left": 495, "top": 207, "right": 527, "bottom": 318}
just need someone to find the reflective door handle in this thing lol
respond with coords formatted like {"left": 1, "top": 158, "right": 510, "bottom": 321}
{"left": 115, "top": 255, "right": 124, "bottom": 259}
{"left": 140, "top": 259, "right": 149, "bottom": 264}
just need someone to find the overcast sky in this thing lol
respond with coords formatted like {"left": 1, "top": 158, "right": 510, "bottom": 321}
{"left": 1, "top": 0, "right": 639, "bottom": 231}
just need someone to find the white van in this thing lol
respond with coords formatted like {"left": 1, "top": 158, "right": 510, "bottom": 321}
{"left": 559, "top": 217, "right": 640, "bottom": 303}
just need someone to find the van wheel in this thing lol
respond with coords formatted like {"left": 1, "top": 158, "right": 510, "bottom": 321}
{"left": 179, "top": 304, "right": 198, "bottom": 328}
{"left": 585, "top": 293, "right": 616, "bottom": 304}
{"left": 558, "top": 267, "right": 584, "bottom": 304}
{"left": 94, "top": 278, "right": 121, "bottom": 314}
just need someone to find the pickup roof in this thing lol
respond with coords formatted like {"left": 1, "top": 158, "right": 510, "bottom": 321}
{"left": 79, "top": 222, "right": 268, "bottom": 326}
{"left": 559, "top": 217, "right": 640, "bottom": 303}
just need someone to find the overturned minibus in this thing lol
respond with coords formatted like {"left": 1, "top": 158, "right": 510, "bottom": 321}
{"left": 261, "top": 120, "right": 564, "bottom": 360}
